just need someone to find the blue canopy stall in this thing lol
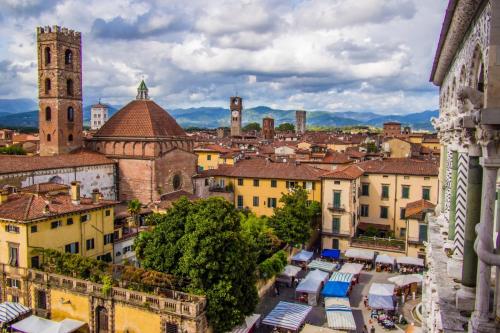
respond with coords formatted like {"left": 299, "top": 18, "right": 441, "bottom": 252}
{"left": 321, "top": 281, "right": 350, "bottom": 298}
{"left": 321, "top": 249, "right": 340, "bottom": 260}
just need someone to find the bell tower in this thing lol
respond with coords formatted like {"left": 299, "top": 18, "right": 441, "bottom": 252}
{"left": 230, "top": 96, "right": 242, "bottom": 137}
{"left": 37, "top": 25, "right": 83, "bottom": 156}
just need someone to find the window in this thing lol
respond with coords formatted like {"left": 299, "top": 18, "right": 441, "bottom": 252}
{"left": 105, "top": 210, "right": 111, "bottom": 217}
{"left": 67, "top": 79, "right": 74, "bottom": 96}
{"left": 36, "top": 290, "right": 47, "bottom": 310}
{"left": 304, "top": 181, "right": 314, "bottom": 190}
{"left": 400, "top": 208, "right": 406, "bottom": 219}
{"left": 67, "top": 217, "right": 73, "bottom": 225}
{"left": 8, "top": 244, "right": 19, "bottom": 267}
{"left": 31, "top": 225, "right": 38, "bottom": 233}
{"left": 165, "top": 322, "right": 179, "bottom": 333}
{"left": 237, "top": 178, "right": 243, "bottom": 186}
{"left": 45, "top": 78, "right": 51, "bottom": 94}
{"left": 402, "top": 185, "right": 410, "bottom": 199}
{"left": 46, "top": 134, "right": 51, "bottom": 142}
{"left": 104, "top": 233, "right": 114, "bottom": 245}
{"left": 361, "top": 183, "right": 369, "bottom": 196}
{"left": 44, "top": 47, "right": 51, "bottom": 65}
{"left": 68, "top": 134, "right": 73, "bottom": 142}
{"left": 333, "top": 191, "right": 341, "bottom": 208}
{"left": 380, "top": 206, "right": 388, "bottom": 219}
{"left": 45, "top": 107, "right": 51, "bottom": 121}
{"left": 207, "top": 154, "right": 212, "bottom": 161}
{"left": 172, "top": 174, "right": 182, "bottom": 190}
{"left": 271, "top": 179, "right": 277, "bottom": 188}
{"left": 286, "top": 181, "right": 298, "bottom": 189}
{"left": 123, "top": 245, "right": 133, "bottom": 254}
{"left": 7, "top": 278, "right": 20, "bottom": 288}
{"left": 419, "top": 224, "right": 428, "bottom": 242}
{"left": 31, "top": 256, "right": 40, "bottom": 269}
{"left": 334, "top": 180, "right": 341, "bottom": 185}
{"left": 86, "top": 238, "right": 95, "bottom": 250}
{"left": 253, "top": 196, "right": 259, "bottom": 207}
{"left": 65, "top": 49, "right": 73, "bottom": 65}
{"left": 253, "top": 179, "right": 259, "bottom": 187}
{"left": 332, "top": 217, "right": 340, "bottom": 233}
{"left": 5, "top": 225, "right": 20, "bottom": 233}
{"left": 97, "top": 253, "right": 112, "bottom": 262}
{"left": 51, "top": 220, "right": 62, "bottom": 229}
{"left": 268, "top": 197, "right": 277, "bottom": 208}
{"left": 400, "top": 228, "right": 407, "bottom": 238}
{"left": 237, "top": 195, "right": 243, "bottom": 208}
{"left": 80, "top": 214, "right": 89, "bottom": 223}
{"left": 332, "top": 239, "right": 339, "bottom": 249}
{"left": 404, "top": 176, "right": 410, "bottom": 180}
{"left": 65, "top": 242, "right": 79, "bottom": 254}
{"left": 11, "top": 296, "right": 19, "bottom": 303}
{"left": 360, "top": 204, "right": 369, "bottom": 217}
{"left": 424, "top": 177, "right": 430, "bottom": 180}
{"left": 381, "top": 185, "right": 389, "bottom": 199}
{"left": 422, "top": 187, "right": 431, "bottom": 200}
{"left": 67, "top": 107, "right": 74, "bottom": 122}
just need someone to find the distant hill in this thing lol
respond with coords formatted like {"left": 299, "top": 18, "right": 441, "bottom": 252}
{"left": 0, "top": 98, "right": 438, "bottom": 131}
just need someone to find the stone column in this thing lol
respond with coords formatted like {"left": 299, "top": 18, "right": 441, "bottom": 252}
{"left": 448, "top": 150, "right": 459, "bottom": 241}
{"left": 453, "top": 148, "right": 469, "bottom": 257}
{"left": 444, "top": 147, "right": 454, "bottom": 230}
{"left": 470, "top": 161, "right": 498, "bottom": 333}
{"left": 440, "top": 144, "right": 447, "bottom": 213}
{"left": 456, "top": 147, "right": 482, "bottom": 311}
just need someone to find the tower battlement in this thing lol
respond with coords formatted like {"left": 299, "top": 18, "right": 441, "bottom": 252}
{"left": 37, "top": 25, "right": 81, "bottom": 38}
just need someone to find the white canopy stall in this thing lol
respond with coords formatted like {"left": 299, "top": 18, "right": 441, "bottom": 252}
{"left": 324, "top": 297, "right": 356, "bottom": 331}
{"left": 296, "top": 269, "right": 329, "bottom": 305}
{"left": 339, "top": 263, "right": 364, "bottom": 276}
{"left": 368, "top": 283, "right": 396, "bottom": 310}
{"left": 0, "top": 302, "right": 30, "bottom": 325}
{"left": 292, "top": 250, "right": 314, "bottom": 265}
{"left": 262, "top": 301, "right": 312, "bottom": 332}
{"left": 11, "top": 316, "right": 86, "bottom": 333}
{"left": 277, "top": 265, "right": 302, "bottom": 287}
{"left": 396, "top": 257, "right": 425, "bottom": 267}
{"left": 345, "top": 249, "right": 375, "bottom": 261}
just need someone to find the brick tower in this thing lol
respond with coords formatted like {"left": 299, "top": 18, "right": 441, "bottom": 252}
{"left": 230, "top": 96, "right": 242, "bottom": 137}
{"left": 262, "top": 117, "right": 274, "bottom": 140}
{"left": 37, "top": 26, "right": 83, "bottom": 156}
{"left": 295, "top": 110, "right": 306, "bottom": 134}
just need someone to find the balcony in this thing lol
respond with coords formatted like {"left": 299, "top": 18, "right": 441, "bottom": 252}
{"left": 351, "top": 236, "right": 406, "bottom": 252}
{"left": 322, "top": 229, "right": 351, "bottom": 238}
{"left": 209, "top": 184, "right": 233, "bottom": 193}
{"left": 407, "top": 237, "right": 425, "bottom": 245}
{"left": 327, "top": 203, "right": 346, "bottom": 212}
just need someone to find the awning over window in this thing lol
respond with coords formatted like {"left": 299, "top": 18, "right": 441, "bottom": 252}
{"left": 262, "top": 301, "right": 312, "bottom": 331}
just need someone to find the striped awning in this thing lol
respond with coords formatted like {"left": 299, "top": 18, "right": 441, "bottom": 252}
{"left": 262, "top": 301, "right": 312, "bottom": 331}
{"left": 329, "top": 272, "right": 354, "bottom": 283}
{"left": 0, "top": 302, "right": 31, "bottom": 323}
{"left": 307, "top": 260, "right": 336, "bottom": 273}
{"left": 325, "top": 304, "right": 356, "bottom": 331}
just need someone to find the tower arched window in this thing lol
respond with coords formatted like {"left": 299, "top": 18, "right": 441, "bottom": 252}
{"left": 67, "top": 107, "right": 74, "bottom": 122}
{"left": 45, "top": 107, "right": 51, "bottom": 121}
{"left": 477, "top": 63, "right": 485, "bottom": 92}
{"left": 68, "top": 134, "right": 73, "bottom": 142}
{"left": 46, "top": 134, "right": 51, "bottom": 142}
{"left": 67, "top": 79, "right": 74, "bottom": 96}
{"left": 65, "top": 49, "right": 73, "bottom": 65}
{"left": 45, "top": 78, "right": 51, "bottom": 94}
{"left": 44, "top": 47, "right": 51, "bottom": 65}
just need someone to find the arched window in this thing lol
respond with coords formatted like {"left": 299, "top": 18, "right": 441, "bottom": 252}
{"left": 477, "top": 63, "right": 485, "bottom": 92}
{"left": 65, "top": 49, "right": 73, "bottom": 65}
{"left": 44, "top": 47, "right": 51, "bottom": 65}
{"left": 46, "top": 134, "right": 51, "bottom": 142}
{"left": 67, "top": 79, "right": 73, "bottom": 96}
{"left": 172, "top": 174, "right": 182, "bottom": 190}
{"left": 68, "top": 134, "right": 73, "bottom": 142}
{"left": 45, "top": 107, "right": 51, "bottom": 121}
{"left": 45, "top": 78, "right": 51, "bottom": 94}
{"left": 67, "top": 107, "right": 74, "bottom": 122}
{"left": 49, "top": 176, "right": 63, "bottom": 184}
{"left": 96, "top": 306, "right": 108, "bottom": 333}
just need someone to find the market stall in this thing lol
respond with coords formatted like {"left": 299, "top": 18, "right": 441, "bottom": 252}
{"left": 231, "top": 314, "right": 261, "bottom": 333}
{"left": 388, "top": 274, "right": 423, "bottom": 302}
{"left": 345, "top": 249, "right": 375, "bottom": 270}
{"left": 339, "top": 263, "right": 364, "bottom": 284}
{"left": 375, "top": 254, "right": 396, "bottom": 272}
{"left": 300, "top": 324, "right": 343, "bottom": 333}
{"left": 396, "top": 257, "right": 425, "bottom": 273}
{"left": 322, "top": 281, "right": 350, "bottom": 298}
{"left": 368, "top": 283, "right": 396, "bottom": 310}
{"left": 11, "top": 316, "right": 86, "bottom": 333}
{"left": 296, "top": 269, "right": 329, "bottom": 305}
{"left": 307, "top": 260, "right": 337, "bottom": 273}
{"left": 262, "top": 301, "right": 312, "bottom": 332}
{"left": 321, "top": 249, "right": 341, "bottom": 261}
{"left": 0, "top": 302, "right": 31, "bottom": 326}
{"left": 276, "top": 265, "right": 302, "bottom": 287}
{"left": 329, "top": 272, "right": 354, "bottom": 284}
{"left": 324, "top": 297, "right": 357, "bottom": 331}
{"left": 292, "top": 250, "right": 314, "bottom": 267}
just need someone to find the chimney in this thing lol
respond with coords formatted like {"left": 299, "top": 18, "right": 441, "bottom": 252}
{"left": 0, "top": 189, "right": 8, "bottom": 204}
{"left": 91, "top": 189, "right": 100, "bottom": 204}
{"left": 71, "top": 181, "right": 80, "bottom": 205}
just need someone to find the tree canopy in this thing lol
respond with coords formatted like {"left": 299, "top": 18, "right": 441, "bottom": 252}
{"left": 134, "top": 197, "right": 259, "bottom": 332}
{"left": 243, "top": 122, "right": 261, "bottom": 132}
{"left": 0, "top": 145, "right": 26, "bottom": 155}
{"left": 276, "top": 123, "right": 295, "bottom": 131}
{"left": 268, "top": 187, "right": 321, "bottom": 247}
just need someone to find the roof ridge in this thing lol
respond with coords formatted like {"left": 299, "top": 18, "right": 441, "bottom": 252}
{"left": 23, "top": 195, "right": 34, "bottom": 220}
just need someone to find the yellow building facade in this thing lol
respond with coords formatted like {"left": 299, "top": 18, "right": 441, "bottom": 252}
{"left": 194, "top": 144, "right": 235, "bottom": 171}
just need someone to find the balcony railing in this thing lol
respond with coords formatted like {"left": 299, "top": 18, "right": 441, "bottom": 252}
{"left": 322, "top": 229, "right": 351, "bottom": 237}
{"left": 209, "top": 185, "right": 233, "bottom": 193}
{"left": 351, "top": 236, "right": 406, "bottom": 252}
{"left": 408, "top": 237, "right": 425, "bottom": 245}
{"left": 327, "top": 203, "right": 346, "bottom": 212}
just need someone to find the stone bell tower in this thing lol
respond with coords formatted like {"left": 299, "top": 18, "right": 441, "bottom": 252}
{"left": 37, "top": 25, "right": 83, "bottom": 156}
{"left": 230, "top": 96, "right": 242, "bottom": 137}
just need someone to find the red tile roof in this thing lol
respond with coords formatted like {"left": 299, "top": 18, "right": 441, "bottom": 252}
{"left": 0, "top": 150, "right": 115, "bottom": 175}
{"left": 357, "top": 158, "right": 438, "bottom": 176}
{"left": 21, "top": 183, "right": 69, "bottom": 194}
{"left": 405, "top": 199, "right": 436, "bottom": 220}
{"left": 194, "top": 144, "right": 231, "bottom": 153}
{"left": 196, "top": 158, "right": 327, "bottom": 181}
{"left": 322, "top": 165, "right": 365, "bottom": 180}
{"left": 94, "top": 100, "right": 185, "bottom": 138}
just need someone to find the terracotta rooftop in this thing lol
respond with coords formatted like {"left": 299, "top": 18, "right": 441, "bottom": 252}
{"left": 0, "top": 150, "right": 115, "bottom": 175}
{"left": 357, "top": 158, "right": 438, "bottom": 176}
{"left": 94, "top": 100, "right": 185, "bottom": 138}
{"left": 322, "top": 151, "right": 352, "bottom": 164}
{"left": 194, "top": 144, "right": 231, "bottom": 153}
{"left": 21, "top": 183, "right": 69, "bottom": 194}
{"left": 0, "top": 191, "right": 117, "bottom": 222}
{"left": 405, "top": 199, "right": 436, "bottom": 220}
{"left": 156, "top": 190, "right": 198, "bottom": 209}
{"left": 322, "top": 165, "right": 365, "bottom": 180}
{"left": 196, "top": 158, "right": 327, "bottom": 181}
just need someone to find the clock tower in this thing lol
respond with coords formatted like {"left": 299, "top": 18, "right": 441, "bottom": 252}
{"left": 230, "top": 96, "right": 242, "bottom": 137}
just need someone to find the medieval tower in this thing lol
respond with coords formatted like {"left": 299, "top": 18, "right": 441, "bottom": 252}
{"left": 295, "top": 110, "right": 306, "bottom": 134}
{"left": 230, "top": 96, "right": 242, "bottom": 137}
{"left": 37, "top": 26, "right": 83, "bottom": 156}
{"left": 262, "top": 117, "right": 275, "bottom": 140}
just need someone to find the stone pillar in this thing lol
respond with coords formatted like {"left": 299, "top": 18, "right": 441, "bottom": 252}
{"left": 470, "top": 162, "right": 498, "bottom": 333}
{"left": 440, "top": 144, "right": 447, "bottom": 213}
{"left": 456, "top": 151, "right": 482, "bottom": 311}
{"left": 448, "top": 150, "right": 459, "bottom": 241}
{"left": 444, "top": 147, "right": 454, "bottom": 229}
{"left": 453, "top": 149, "right": 469, "bottom": 257}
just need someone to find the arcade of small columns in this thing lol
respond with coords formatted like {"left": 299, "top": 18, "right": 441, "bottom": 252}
{"left": 431, "top": 87, "right": 500, "bottom": 332}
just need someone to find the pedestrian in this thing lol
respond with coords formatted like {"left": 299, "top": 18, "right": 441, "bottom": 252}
{"left": 363, "top": 324, "right": 368, "bottom": 333}
{"left": 364, "top": 295, "right": 368, "bottom": 307}
{"left": 276, "top": 283, "right": 280, "bottom": 295}
{"left": 370, "top": 325, "right": 376, "bottom": 333}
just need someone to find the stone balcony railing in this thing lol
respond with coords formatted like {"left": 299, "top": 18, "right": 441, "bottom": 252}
{"left": 327, "top": 203, "right": 347, "bottom": 212}
{"left": 351, "top": 236, "right": 406, "bottom": 252}
{"left": 26, "top": 269, "right": 206, "bottom": 318}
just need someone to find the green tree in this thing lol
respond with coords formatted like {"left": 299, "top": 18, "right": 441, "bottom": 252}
{"left": 276, "top": 123, "right": 295, "bottom": 131}
{"left": 135, "top": 197, "right": 258, "bottom": 332}
{"left": 268, "top": 187, "right": 321, "bottom": 247}
{"left": 365, "top": 142, "right": 378, "bottom": 153}
{"left": 0, "top": 145, "right": 26, "bottom": 155}
{"left": 127, "top": 199, "right": 142, "bottom": 229}
{"left": 240, "top": 213, "right": 281, "bottom": 262}
{"left": 242, "top": 122, "right": 261, "bottom": 132}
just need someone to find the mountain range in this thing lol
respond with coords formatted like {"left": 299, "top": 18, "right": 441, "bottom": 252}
{"left": 0, "top": 99, "right": 438, "bottom": 131}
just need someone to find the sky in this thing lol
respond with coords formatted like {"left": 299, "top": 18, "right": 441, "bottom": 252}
{"left": 0, "top": 0, "right": 447, "bottom": 114}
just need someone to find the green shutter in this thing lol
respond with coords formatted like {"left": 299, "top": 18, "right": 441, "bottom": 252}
{"left": 332, "top": 218, "right": 340, "bottom": 233}
{"left": 419, "top": 224, "right": 428, "bottom": 242}
{"left": 333, "top": 191, "right": 341, "bottom": 208}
